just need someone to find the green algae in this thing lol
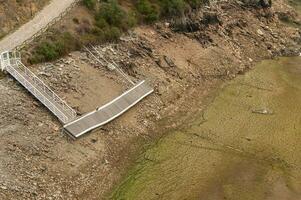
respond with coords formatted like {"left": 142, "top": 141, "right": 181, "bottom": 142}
{"left": 289, "top": 0, "right": 301, "bottom": 15}
{"left": 111, "top": 57, "right": 301, "bottom": 200}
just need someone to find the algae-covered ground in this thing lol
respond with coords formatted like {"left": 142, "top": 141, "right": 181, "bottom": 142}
{"left": 289, "top": 0, "right": 301, "bottom": 15}
{"left": 111, "top": 57, "right": 301, "bottom": 200}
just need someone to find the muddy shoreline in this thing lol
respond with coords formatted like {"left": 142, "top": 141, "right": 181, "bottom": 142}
{"left": 110, "top": 57, "right": 301, "bottom": 199}
{"left": 0, "top": 0, "right": 301, "bottom": 199}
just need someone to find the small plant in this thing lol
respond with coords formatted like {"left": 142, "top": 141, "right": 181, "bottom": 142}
{"left": 83, "top": 0, "right": 97, "bottom": 10}
{"left": 104, "top": 26, "right": 122, "bottom": 41}
{"left": 185, "top": 0, "right": 209, "bottom": 9}
{"left": 136, "top": 0, "right": 159, "bottom": 23}
{"left": 29, "top": 32, "right": 80, "bottom": 63}
{"left": 29, "top": 0, "right": 212, "bottom": 64}
{"left": 96, "top": 0, "right": 136, "bottom": 29}
{"left": 96, "top": 0, "right": 127, "bottom": 29}
{"left": 159, "top": 0, "right": 186, "bottom": 16}
{"left": 36, "top": 42, "right": 59, "bottom": 61}
{"left": 83, "top": 0, "right": 137, "bottom": 44}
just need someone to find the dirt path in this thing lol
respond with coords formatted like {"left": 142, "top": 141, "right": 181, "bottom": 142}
{"left": 0, "top": 0, "right": 78, "bottom": 53}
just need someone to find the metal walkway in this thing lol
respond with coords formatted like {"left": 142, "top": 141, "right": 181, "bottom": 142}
{"left": 0, "top": 0, "right": 154, "bottom": 138}
{"left": 1, "top": 51, "right": 77, "bottom": 124}
{"left": 1, "top": 51, "right": 153, "bottom": 138}
{"left": 64, "top": 80, "right": 154, "bottom": 138}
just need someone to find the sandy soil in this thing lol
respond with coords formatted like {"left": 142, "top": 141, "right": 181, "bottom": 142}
{"left": 0, "top": 0, "right": 300, "bottom": 199}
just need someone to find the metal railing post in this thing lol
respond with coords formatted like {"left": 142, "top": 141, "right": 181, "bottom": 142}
{"left": 3, "top": 51, "right": 77, "bottom": 124}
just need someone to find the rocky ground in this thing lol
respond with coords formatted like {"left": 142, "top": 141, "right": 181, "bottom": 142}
{"left": 0, "top": 0, "right": 300, "bottom": 199}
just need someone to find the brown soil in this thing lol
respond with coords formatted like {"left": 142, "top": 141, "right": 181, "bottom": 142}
{"left": 0, "top": 0, "right": 50, "bottom": 38}
{"left": 0, "top": 0, "right": 300, "bottom": 199}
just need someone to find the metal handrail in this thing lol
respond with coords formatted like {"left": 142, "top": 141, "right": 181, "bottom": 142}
{"left": 85, "top": 46, "right": 135, "bottom": 85}
{"left": 6, "top": 64, "right": 70, "bottom": 123}
{"left": 16, "top": 60, "right": 77, "bottom": 119}
{"left": 1, "top": 51, "right": 77, "bottom": 123}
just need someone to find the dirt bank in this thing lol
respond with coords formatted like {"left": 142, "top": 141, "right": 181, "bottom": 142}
{"left": 0, "top": 0, "right": 49, "bottom": 38}
{"left": 0, "top": 0, "right": 300, "bottom": 199}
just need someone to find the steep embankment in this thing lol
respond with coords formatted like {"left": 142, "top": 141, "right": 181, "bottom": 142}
{"left": 0, "top": 0, "right": 49, "bottom": 38}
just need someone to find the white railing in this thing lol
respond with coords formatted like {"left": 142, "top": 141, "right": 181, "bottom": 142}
{"left": 85, "top": 46, "right": 135, "bottom": 85}
{"left": 16, "top": 61, "right": 77, "bottom": 120}
{"left": 6, "top": 65, "right": 71, "bottom": 123}
{"left": 2, "top": 52, "right": 77, "bottom": 124}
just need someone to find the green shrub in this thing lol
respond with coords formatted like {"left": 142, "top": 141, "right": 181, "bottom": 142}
{"left": 159, "top": 0, "right": 186, "bottom": 16}
{"left": 95, "top": 18, "right": 109, "bottom": 29}
{"left": 95, "top": 0, "right": 136, "bottom": 30}
{"left": 136, "top": 0, "right": 159, "bottom": 23}
{"left": 83, "top": 0, "right": 96, "bottom": 10}
{"left": 30, "top": 32, "right": 80, "bottom": 63}
{"left": 126, "top": 11, "right": 138, "bottom": 28}
{"left": 29, "top": 0, "right": 211, "bottom": 64}
{"left": 104, "top": 26, "right": 122, "bottom": 41}
{"left": 90, "top": 26, "right": 121, "bottom": 42}
{"left": 85, "top": 0, "right": 137, "bottom": 44}
{"left": 185, "top": 0, "right": 209, "bottom": 8}
{"left": 56, "top": 32, "right": 78, "bottom": 54}
{"left": 96, "top": 0, "right": 126, "bottom": 28}
{"left": 36, "top": 42, "right": 59, "bottom": 61}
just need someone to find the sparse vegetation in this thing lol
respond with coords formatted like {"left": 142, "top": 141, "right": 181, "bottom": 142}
{"left": 159, "top": 0, "right": 186, "bottom": 16}
{"left": 29, "top": 0, "right": 211, "bottom": 63}
{"left": 93, "top": 0, "right": 136, "bottom": 40}
{"left": 136, "top": 0, "right": 159, "bottom": 23}
{"left": 29, "top": 32, "right": 80, "bottom": 64}
{"left": 96, "top": 0, "right": 128, "bottom": 29}
{"left": 83, "top": 0, "right": 97, "bottom": 10}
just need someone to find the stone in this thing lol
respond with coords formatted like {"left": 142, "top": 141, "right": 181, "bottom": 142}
{"left": 1, "top": 186, "right": 7, "bottom": 190}
{"left": 163, "top": 56, "right": 176, "bottom": 68}
{"left": 260, "top": 0, "right": 272, "bottom": 8}
{"left": 257, "top": 29, "right": 264, "bottom": 36}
